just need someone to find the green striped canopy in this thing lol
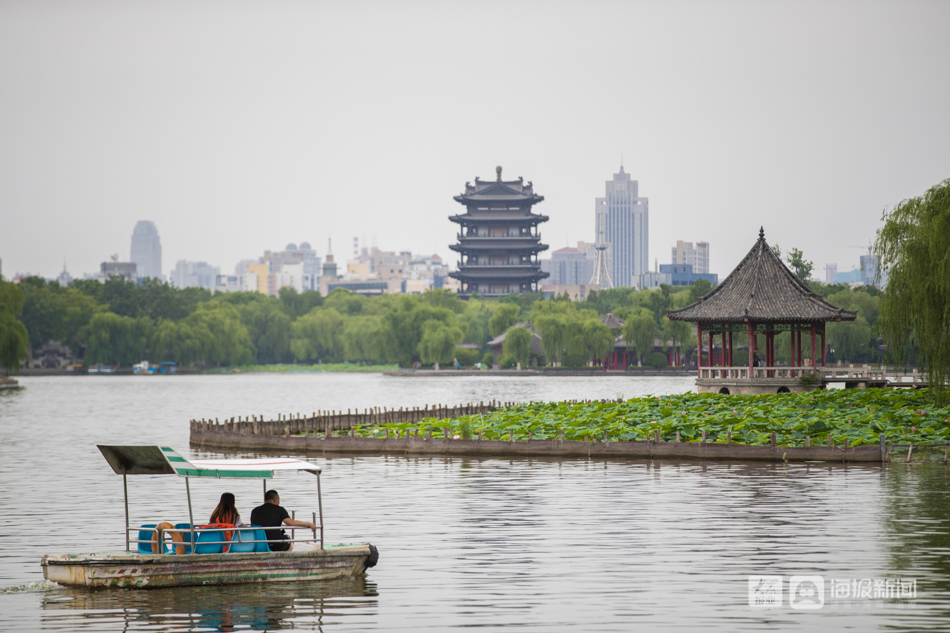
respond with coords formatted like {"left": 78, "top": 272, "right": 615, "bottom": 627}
{"left": 97, "top": 445, "right": 321, "bottom": 478}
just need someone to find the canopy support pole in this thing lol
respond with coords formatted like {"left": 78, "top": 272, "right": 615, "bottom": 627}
{"left": 123, "top": 473, "right": 129, "bottom": 552}
{"left": 263, "top": 479, "right": 267, "bottom": 498}
{"left": 317, "top": 471, "right": 324, "bottom": 550}
{"left": 185, "top": 476, "right": 195, "bottom": 554}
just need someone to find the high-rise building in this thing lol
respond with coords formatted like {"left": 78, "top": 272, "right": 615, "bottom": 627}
{"left": 449, "top": 166, "right": 549, "bottom": 298}
{"left": 595, "top": 165, "right": 648, "bottom": 287}
{"left": 860, "top": 254, "right": 880, "bottom": 287}
{"left": 825, "top": 263, "right": 838, "bottom": 284}
{"left": 671, "top": 240, "right": 709, "bottom": 274}
{"left": 130, "top": 221, "right": 162, "bottom": 280}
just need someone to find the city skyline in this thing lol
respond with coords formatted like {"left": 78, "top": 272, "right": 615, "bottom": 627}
{"left": 1, "top": 2, "right": 948, "bottom": 283}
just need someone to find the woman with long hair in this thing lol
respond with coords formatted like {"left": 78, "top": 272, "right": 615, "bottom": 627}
{"left": 209, "top": 492, "right": 245, "bottom": 526}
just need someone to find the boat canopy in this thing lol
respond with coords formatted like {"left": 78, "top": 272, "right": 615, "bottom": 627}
{"left": 97, "top": 445, "right": 321, "bottom": 479}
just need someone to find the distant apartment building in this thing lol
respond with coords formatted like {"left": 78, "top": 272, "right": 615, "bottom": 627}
{"left": 639, "top": 264, "right": 717, "bottom": 290}
{"left": 671, "top": 240, "right": 709, "bottom": 274}
{"left": 235, "top": 242, "right": 322, "bottom": 296}
{"left": 595, "top": 165, "right": 648, "bottom": 287}
{"left": 100, "top": 260, "right": 137, "bottom": 281}
{"left": 171, "top": 260, "right": 220, "bottom": 290}
{"left": 213, "top": 274, "right": 257, "bottom": 293}
{"left": 130, "top": 221, "right": 163, "bottom": 280}
{"left": 541, "top": 246, "right": 593, "bottom": 286}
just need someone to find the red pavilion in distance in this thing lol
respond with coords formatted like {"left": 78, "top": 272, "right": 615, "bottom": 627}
{"left": 667, "top": 227, "right": 856, "bottom": 394}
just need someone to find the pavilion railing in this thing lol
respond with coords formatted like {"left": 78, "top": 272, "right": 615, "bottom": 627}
{"left": 699, "top": 366, "right": 815, "bottom": 380}
{"left": 700, "top": 365, "right": 928, "bottom": 384}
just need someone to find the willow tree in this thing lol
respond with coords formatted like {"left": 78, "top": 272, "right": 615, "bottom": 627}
{"left": 875, "top": 177, "right": 950, "bottom": 402}
{"left": 502, "top": 325, "right": 533, "bottom": 371}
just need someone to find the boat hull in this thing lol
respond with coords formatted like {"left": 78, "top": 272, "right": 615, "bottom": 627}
{"left": 41, "top": 544, "right": 375, "bottom": 589}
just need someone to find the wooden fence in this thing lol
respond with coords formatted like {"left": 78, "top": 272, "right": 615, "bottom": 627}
{"left": 189, "top": 400, "right": 517, "bottom": 437}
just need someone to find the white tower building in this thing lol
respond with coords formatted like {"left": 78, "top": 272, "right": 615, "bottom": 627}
{"left": 595, "top": 165, "right": 648, "bottom": 287}
{"left": 130, "top": 221, "right": 163, "bottom": 280}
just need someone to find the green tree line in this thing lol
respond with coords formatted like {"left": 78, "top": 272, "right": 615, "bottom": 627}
{"left": 0, "top": 271, "right": 884, "bottom": 371}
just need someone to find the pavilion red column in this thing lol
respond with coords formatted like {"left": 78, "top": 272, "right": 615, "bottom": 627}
{"left": 811, "top": 323, "right": 816, "bottom": 373}
{"left": 728, "top": 331, "right": 733, "bottom": 367}
{"left": 709, "top": 328, "right": 714, "bottom": 367}
{"left": 789, "top": 329, "right": 796, "bottom": 377}
{"left": 797, "top": 329, "right": 803, "bottom": 372}
{"left": 820, "top": 324, "right": 826, "bottom": 367}
{"left": 696, "top": 323, "right": 702, "bottom": 377}
{"left": 747, "top": 322, "right": 755, "bottom": 376}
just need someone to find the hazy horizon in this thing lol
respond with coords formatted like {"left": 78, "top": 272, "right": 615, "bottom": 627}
{"left": 2, "top": 0, "right": 949, "bottom": 283}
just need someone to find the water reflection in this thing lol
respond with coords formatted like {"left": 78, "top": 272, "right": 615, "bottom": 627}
{"left": 41, "top": 576, "right": 378, "bottom": 632}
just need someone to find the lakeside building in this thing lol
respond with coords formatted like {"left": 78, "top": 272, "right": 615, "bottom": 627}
{"left": 668, "top": 227, "right": 856, "bottom": 394}
{"left": 130, "top": 221, "right": 163, "bottom": 280}
{"left": 595, "top": 165, "right": 648, "bottom": 287}
{"left": 449, "top": 166, "right": 549, "bottom": 298}
{"left": 672, "top": 240, "right": 709, "bottom": 274}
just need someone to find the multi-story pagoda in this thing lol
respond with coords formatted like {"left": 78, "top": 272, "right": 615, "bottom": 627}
{"left": 449, "top": 167, "right": 549, "bottom": 298}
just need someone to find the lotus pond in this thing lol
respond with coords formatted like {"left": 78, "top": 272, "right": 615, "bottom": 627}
{"left": 352, "top": 388, "right": 950, "bottom": 447}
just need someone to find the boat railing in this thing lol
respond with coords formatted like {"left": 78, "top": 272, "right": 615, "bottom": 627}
{"left": 128, "top": 519, "right": 324, "bottom": 553}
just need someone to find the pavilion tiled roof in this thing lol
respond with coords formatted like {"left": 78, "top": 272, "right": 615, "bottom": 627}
{"left": 599, "top": 312, "right": 625, "bottom": 330}
{"left": 667, "top": 228, "right": 857, "bottom": 324}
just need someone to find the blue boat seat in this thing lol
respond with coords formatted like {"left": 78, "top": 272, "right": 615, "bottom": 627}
{"left": 228, "top": 527, "right": 257, "bottom": 553}
{"left": 137, "top": 524, "right": 169, "bottom": 554}
{"left": 173, "top": 523, "right": 194, "bottom": 554}
{"left": 252, "top": 526, "right": 271, "bottom": 553}
{"left": 195, "top": 529, "right": 225, "bottom": 554}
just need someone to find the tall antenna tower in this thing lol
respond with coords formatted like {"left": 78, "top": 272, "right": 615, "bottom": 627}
{"left": 589, "top": 221, "right": 613, "bottom": 289}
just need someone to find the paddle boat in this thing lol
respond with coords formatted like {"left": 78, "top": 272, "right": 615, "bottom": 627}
{"left": 41, "top": 446, "right": 378, "bottom": 588}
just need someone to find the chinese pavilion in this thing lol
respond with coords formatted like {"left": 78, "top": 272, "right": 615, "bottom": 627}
{"left": 667, "top": 227, "right": 857, "bottom": 394}
{"left": 449, "top": 167, "right": 549, "bottom": 298}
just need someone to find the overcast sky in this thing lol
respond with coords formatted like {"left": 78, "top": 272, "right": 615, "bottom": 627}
{"left": 2, "top": 0, "right": 948, "bottom": 282}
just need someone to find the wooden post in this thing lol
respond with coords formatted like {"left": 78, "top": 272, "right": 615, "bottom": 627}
{"left": 676, "top": 430, "right": 680, "bottom": 443}
{"left": 702, "top": 430, "right": 707, "bottom": 444}
{"left": 558, "top": 428, "right": 563, "bottom": 442}
{"left": 478, "top": 429, "right": 483, "bottom": 441}
{"left": 806, "top": 435, "right": 810, "bottom": 447}
{"left": 509, "top": 429, "right": 514, "bottom": 444}
{"left": 727, "top": 431, "right": 731, "bottom": 445}
{"left": 879, "top": 434, "right": 885, "bottom": 462}
{"left": 828, "top": 435, "right": 833, "bottom": 447}
{"left": 770, "top": 432, "right": 776, "bottom": 448}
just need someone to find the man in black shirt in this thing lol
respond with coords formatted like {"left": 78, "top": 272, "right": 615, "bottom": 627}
{"left": 250, "top": 489, "right": 317, "bottom": 551}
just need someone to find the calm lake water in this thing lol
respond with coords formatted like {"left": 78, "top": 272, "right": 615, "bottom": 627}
{"left": 1, "top": 374, "right": 949, "bottom": 632}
